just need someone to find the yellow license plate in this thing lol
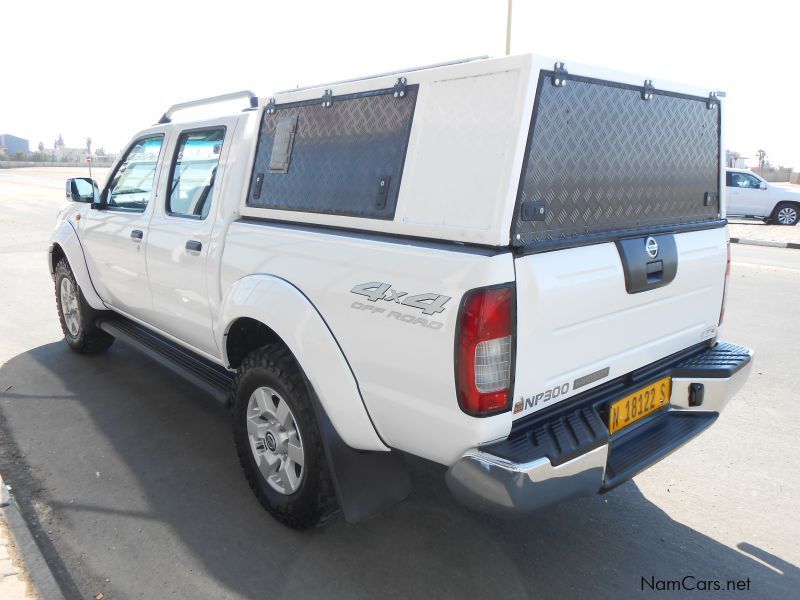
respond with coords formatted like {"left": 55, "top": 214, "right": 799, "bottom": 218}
{"left": 608, "top": 376, "right": 672, "bottom": 435}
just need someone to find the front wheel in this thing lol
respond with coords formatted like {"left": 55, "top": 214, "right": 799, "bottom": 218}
{"left": 231, "top": 345, "right": 337, "bottom": 529}
{"left": 771, "top": 202, "right": 799, "bottom": 226}
{"left": 54, "top": 258, "right": 114, "bottom": 354}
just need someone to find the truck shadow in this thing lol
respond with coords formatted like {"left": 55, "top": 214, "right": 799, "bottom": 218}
{"left": 0, "top": 342, "right": 797, "bottom": 599}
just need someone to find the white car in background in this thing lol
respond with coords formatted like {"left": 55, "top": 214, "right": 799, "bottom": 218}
{"left": 726, "top": 168, "right": 800, "bottom": 226}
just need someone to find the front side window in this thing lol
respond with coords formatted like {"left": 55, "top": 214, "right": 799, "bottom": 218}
{"left": 106, "top": 135, "right": 164, "bottom": 211}
{"left": 167, "top": 128, "right": 225, "bottom": 219}
{"left": 728, "top": 172, "right": 762, "bottom": 189}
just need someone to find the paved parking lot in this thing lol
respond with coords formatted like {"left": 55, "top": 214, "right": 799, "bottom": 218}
{"left": 729, "top": 219, "right": 800, "bottom": 246}
{"left": 727, "top": 183, "right": 800, "bottom": 246}
{"left": 0, "top": 168, "right": 798, "bottom": 599}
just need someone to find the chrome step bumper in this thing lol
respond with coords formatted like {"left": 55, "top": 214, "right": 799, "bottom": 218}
{"left": 446, "top": 342, "right": 753, "bottom": 518}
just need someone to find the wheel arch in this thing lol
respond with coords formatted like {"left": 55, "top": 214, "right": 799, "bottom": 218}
{"left": 225, "top": 317, "right": 284, "bottom": 370}
{"left": 49, "top": 221, "right": 106, "bottom": 310}
{"left": 218, "top": 274, "right": 388, "bottom": 452}
{"left": 49, "top": 242, "right": 66, "bottom": 276}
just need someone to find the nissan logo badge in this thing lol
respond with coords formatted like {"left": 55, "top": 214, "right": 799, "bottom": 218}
{"left": 645, "top": 236, "right": 659, "bottom": 259}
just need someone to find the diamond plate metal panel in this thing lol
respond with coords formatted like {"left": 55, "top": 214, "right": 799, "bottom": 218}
{"left": 513, "top": 73, "right": 720, "bottom": 247}
{"left": 247, "top": 86, "right": 418, "bottom": 219}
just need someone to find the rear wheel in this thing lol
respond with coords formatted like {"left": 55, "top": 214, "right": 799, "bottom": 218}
{"left": 771, "top": 202, "right": 799, "bottom": 226}
{"left": 231, "top": 345, "right": 337, "bottom": 529}
{"left": 54, "top": 258, "right": 114, "bottom": 354}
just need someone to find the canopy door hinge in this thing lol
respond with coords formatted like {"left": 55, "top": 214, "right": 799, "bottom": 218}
{"left": 392, "top": 77, "right": 408, "bottom": 99}
{"left": 552, "top": 62, "right": 568, "bottom": 87}
{"left": 641, "top": 80, "right": 655, "bottom": 101}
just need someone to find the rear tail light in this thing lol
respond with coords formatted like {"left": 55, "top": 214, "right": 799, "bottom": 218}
{"left": 455, "top": 285, "right": 515, "bottom": 416}
{"left": 719, "top": 241, "right": 731, "bottom": 325}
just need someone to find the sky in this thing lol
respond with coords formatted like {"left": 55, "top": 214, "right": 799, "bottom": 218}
{"left": 2, "top": 0, "right": 799, "bottom": 168}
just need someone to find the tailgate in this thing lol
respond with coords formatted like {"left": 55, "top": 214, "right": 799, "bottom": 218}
{"left": 510, "top": 69, "right": 726, "bottom": 419}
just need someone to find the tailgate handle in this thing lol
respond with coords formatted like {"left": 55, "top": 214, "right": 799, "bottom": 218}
{"left": 646, "top": 260, "right": 663, "bottom": 283}
{"left": 616, "top": 235, "right": 677, "bottom": 294}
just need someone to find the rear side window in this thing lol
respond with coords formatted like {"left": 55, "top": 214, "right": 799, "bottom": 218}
{"left": 246, "top": 85, "right": 418, "bottom": 220}
{"left": 167, "top": 128, "right": 225, "bottom": 219}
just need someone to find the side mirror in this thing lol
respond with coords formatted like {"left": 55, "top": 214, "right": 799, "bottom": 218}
{"left": 66, "top": 177, "right": 100, "bottom": 203}
{"left": 759, "top": 182, "right": 768, "bottom": 190}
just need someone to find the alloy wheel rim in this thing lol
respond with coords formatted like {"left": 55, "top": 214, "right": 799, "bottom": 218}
{"left": 60, "top": 278, "right": 81, "bottom": 336}
{"left": 246, "top": 386, "right": 305, "bottom": 495}
{"left": 777, "top": 207, "right": 797, "bottom": 225}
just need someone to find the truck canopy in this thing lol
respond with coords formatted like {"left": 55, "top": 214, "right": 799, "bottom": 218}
{"left": 239, "top": 54, "right": 724, "bottom": 249}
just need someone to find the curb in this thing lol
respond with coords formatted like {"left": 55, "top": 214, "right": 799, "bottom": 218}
{"left": 0, "top": 474, "right": 8, "bottom": 507}
{"left": 0, "top": 476, "right": 66, "bottom": 600}
{"left": 730, "top": 237, "right": 800, "bottom": 250}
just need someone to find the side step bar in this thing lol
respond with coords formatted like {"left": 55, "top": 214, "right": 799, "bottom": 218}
{"left": 97, "top": 316, "right": 234, "bottom": 403}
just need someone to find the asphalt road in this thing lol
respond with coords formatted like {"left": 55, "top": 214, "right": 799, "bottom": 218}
{"left": 0, "top": 168, "right": 798, "bottom": 599}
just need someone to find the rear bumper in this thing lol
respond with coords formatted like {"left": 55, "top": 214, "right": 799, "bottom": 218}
{"left": 446, "top": 342, "right": 753, "bottom": 518}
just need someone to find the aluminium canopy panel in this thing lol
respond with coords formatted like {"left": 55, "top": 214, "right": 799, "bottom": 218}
{"left": 512, "top": 71, "right": 721, "bottom": 248}
{"left": 247, "top": 86, "right": 418, "bottom": 220}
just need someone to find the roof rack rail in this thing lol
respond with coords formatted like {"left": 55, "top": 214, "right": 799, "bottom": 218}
{"left": 274, "top": 55, "right": 489, "bottom": 95}
{"left": 157, "top": 90, "right": 258, "bottom": 124}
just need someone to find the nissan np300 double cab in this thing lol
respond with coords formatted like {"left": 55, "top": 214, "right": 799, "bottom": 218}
{"left": 50, "top": 54, "right": 753, "bottom": 528}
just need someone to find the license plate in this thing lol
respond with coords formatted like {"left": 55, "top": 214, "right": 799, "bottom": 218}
{"left": 608, "top": 376, "right": 671, "bottom": 435}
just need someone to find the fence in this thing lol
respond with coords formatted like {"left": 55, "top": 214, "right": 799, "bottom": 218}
{"left": 751, "top": 167, "right": 794, "bottom": 183}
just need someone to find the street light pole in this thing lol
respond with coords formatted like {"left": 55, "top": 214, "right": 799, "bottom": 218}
{"left": 505, "top": 0, "right": 513, "bottom": 56}
{"left": 86, "top": 137, "right": 93, "bottom": 180}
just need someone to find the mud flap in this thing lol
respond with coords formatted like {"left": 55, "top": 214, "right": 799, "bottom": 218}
{"left": 304, "top": 378, "right": 410, "bottom": 523}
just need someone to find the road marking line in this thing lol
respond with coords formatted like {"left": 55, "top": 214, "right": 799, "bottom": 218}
{"left": 732, "top": 261, "right": 800, "bottom": 275}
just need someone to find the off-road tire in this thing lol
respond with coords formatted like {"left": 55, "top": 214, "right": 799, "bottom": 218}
{"left": 231, "top": 344, "right": 338, "bottom": 529}
{"left": 54, "top": 258, "right": 114, "bottom": 354}
{"left": 770, "top": 202, "right": 799, "bottom": 226}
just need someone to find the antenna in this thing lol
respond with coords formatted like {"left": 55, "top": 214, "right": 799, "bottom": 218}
{"left": 86, "top": 137, "right": 93, "bottom": 181}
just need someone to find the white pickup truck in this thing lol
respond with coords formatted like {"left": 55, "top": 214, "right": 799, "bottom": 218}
{"left": 726, "top": 167, "right": 800, "bottom": 226}
{"left": 49, "top": 54, "right": 753, "bottom": 529}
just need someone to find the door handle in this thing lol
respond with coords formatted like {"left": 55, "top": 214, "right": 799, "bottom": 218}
{"left": 185, "top": 240, "right": 202, "bottom": 252}
{"left": 131, "top": 230, "right": 143, "bottom": 240}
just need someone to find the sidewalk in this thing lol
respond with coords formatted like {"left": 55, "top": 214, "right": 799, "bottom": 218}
{"left": 0, "top": 477, "right": 36, "bottom": 600}
{"left": 728, "top": 220, "right": 800, "bottom": 249}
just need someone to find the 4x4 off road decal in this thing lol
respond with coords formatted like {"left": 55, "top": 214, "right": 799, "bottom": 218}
{"left": 350, "top": 281, "right": 450, "bottom": 330}
{"left": 351, "top": 282, "right": 450, "bottom": 314}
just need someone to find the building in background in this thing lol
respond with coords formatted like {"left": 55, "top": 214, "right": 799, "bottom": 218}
{"left": 0, "top": 133, "right": 117, "bottom": 165}
{"left": 726, "top": 150, "right": 749, "bottom": 169}
{"left": 53, "top": 134, "right": 87, "bottom": 162}
{"left": 0, "top": 134, "right": 30, "bottom": 157}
